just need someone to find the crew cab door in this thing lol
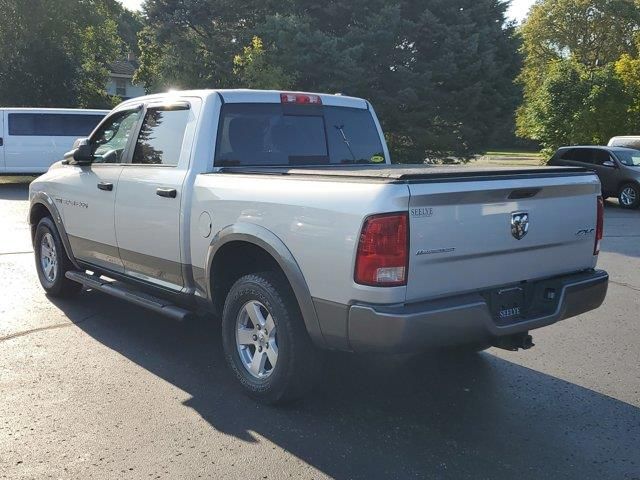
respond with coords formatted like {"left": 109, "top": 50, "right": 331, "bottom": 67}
{"left": 590, "top": 149, "right": 619, "bottom": 195}
{"left": 62, "top": 108, "right": 142, "bottom": 272}
{"left": 114, "top": 100, "right": 197, "bottom": 290}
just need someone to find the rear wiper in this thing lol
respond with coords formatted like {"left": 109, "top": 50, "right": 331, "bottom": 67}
{"left": 334, "top": 124, "right": 356, "bottom": 161}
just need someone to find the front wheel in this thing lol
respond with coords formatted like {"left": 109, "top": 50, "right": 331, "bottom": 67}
{"left": 618, "top": 183, "right": 640, "bottom": 209}
{"left": 34, "top": 217, "right": 82, "bottom": 297}
{"left": 221, "top": 272, "right": 322, "bottom": 404}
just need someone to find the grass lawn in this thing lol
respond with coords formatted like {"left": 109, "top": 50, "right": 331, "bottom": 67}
{"left": 472, "top": 149, "right": 544, "bottom": 167}
{"left": 483, "top": 150, "right": 541, "bottom": 157}
{"left": 0, "top": 175, "right": 37, "bottom": 185}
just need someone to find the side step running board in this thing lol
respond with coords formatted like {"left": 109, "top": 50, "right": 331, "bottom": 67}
{"left": 65, "top": 271, "right": 193, "bottom": 321}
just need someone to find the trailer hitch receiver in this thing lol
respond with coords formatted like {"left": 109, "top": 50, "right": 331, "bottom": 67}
{"left": 493, "top": 332, "right": 534, "bottom": 351}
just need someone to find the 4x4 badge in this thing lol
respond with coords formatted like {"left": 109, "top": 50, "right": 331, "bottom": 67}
{"left": 511, "top": 211, "right": 529, "bottom": 240}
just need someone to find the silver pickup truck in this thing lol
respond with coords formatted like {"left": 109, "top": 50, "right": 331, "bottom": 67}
{"left": 29, "top": 89, "right": 608, "bottom": 403}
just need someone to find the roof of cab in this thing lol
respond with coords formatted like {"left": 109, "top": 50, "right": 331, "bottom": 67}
{"left": 117, "top": 89, "right": 369, "bottom": 110}
{"left": 556, "top": 145, "right": 640, "bottom": 152}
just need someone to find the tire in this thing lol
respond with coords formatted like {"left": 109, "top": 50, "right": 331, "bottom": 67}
{"left": 221, "top": 271, "right": 322, "bottom": 404}
{"left": 34, "top": 217, "right": 82, "bottom": 297}
{"left": 618, "top": 183, "right": 640, "bottom": 209}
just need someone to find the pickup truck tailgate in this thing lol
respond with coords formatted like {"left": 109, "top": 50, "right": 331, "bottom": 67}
{"left": 406, "top": 171, "right": 601, "bottom": 302}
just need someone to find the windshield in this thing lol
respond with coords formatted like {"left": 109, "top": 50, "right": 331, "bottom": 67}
{"left": 214, "top": 103, "right": 386, "bottom": 166}
{"left": 615, "top": 150, "right": 640, "bottom": 166}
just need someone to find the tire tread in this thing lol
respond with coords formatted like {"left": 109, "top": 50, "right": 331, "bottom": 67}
{"left": 221, "top": 271, "right": 322, "bottom": 404}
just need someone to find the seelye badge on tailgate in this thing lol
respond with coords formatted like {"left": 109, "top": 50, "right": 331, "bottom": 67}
{"left": 410, "top": 207, "right": 433, "bottom": 218}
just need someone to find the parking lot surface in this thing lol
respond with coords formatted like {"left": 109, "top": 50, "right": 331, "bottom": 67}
{"left": 1, "top": 177, "right": 639, "bottom": 479}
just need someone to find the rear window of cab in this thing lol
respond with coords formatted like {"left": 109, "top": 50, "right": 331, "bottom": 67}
{"left": 214, "top": 103, "right": 386, "bottom": 167}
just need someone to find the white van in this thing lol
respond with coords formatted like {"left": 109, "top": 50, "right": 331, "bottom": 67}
{"left": 0, "top": 108, "right": 107, "bottom": 174}
{"left": 607, "top": 135, "right": 640, "bottom": 149}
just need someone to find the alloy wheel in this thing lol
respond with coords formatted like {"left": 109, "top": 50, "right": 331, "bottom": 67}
{"left": 236, "top": 300, "right": 278, "bottom": 379}
{"left": 40, "top": 232, "right": 58, "bottom": 283}
{"left": 620, "top": 186, "right": 637, "bottom": 207}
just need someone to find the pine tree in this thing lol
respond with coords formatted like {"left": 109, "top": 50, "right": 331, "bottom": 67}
{"left": 136, "top": 0, "right": 521, "bottom": 161}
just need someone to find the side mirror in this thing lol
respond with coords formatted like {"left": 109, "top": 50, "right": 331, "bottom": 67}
{"left": 63, "top": 138, "right": 93, "bottom": 165}
{"left": 602, "top": 160, "right": 616, "bottom": 168}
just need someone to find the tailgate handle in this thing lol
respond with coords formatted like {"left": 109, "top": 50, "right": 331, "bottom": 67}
{"left": 508, "top": 188, "right": 541, "bottom": 200}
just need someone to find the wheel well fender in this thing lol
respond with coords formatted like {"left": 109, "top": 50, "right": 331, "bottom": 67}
{"left": 206, "top": 223, "right": 326, "bottom": 347}
{"left": 616, "top": 179, "right": 639, "bottom": 192}
{"left": 29, "top": 192, "right": 79, "bottom": 268}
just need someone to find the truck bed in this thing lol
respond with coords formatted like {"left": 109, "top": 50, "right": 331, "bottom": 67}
{"left": 211, "top": 162, "right": 600, "bottom": 303}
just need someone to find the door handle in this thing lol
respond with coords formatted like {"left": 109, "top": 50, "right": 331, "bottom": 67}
{"left": 156, "top": 187, "right": 177, "bottom": 198}
{"left": 0, "top": 137, "right": 3, "bottom": 146}
{"left": 97, "top": 182, "right": 113, "bottom": 191}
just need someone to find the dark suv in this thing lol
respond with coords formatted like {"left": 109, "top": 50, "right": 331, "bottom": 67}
{"left": 548, "top": 146, "right": 640, "bottom": 209}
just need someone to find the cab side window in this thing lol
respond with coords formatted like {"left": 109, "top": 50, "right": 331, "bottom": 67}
{"left": 131, "top": 107, "right": 190, "bottom": 166}
{"left": 593, "top": 149, "right": 611, "bottom": 166}
{"left": 559, "top": 149, "right": 576, "bottom": 160}
{"left": 564, "top": 148, "right": 594, "bottom": 164}
{"left": 91, "top": 109, "right": 142, "bottom": 164}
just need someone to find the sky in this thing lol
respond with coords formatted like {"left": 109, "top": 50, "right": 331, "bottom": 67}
{"left": 118, "top": 0, "right": 143, "bottom": 11}
{"left": 117, "top": 0, "right": 536, "bottom": 22}
{"left": 507, "top": 0, "right": 536, "bottom": 22}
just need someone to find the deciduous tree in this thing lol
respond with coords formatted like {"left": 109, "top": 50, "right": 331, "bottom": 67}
{"left": 0, "top": 0, "right": 130, "bottom": 108}
{"left": 517, "top": 0, "right": 640, "bottom": 151}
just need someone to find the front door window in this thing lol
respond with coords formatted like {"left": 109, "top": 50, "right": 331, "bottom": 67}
{"left": 91, "top": 109, "right": 142, "bottom": 164}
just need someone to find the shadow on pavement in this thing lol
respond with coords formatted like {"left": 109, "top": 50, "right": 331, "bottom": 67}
{"left": 50, "top": 290, "right": 640, "bottom": 480}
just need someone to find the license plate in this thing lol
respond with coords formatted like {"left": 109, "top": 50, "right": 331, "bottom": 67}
{"left": 490, "top": 286, "right": 525, "bottom": 324}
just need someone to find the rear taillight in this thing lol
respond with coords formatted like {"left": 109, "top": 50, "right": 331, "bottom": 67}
{"left": 594, "top": 195, "right": 604, "bottom": 255}
{"left": 280, "top": 92, "right": 322, "bottom": 105}
{"left": 355, "top": 212, "right": 409, "bottom": 287}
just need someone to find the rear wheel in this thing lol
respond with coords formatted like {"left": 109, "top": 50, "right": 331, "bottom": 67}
{"left": 221, "top": 272, "right": 322, "bottom": 404}
{"left": 618, "top": 183, "right": 640, "bottom": 209}
{"left": 34, "top": 217, "right": 82, "bottom": 297}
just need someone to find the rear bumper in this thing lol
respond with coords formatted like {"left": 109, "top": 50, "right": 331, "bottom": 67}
{"left": 346, "top": 269, "right": 608, "bottom": 353}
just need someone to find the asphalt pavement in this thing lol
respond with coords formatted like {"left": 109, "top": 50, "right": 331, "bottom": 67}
{"left": 1, "top": 177, "right": 638, "bottom": 479}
